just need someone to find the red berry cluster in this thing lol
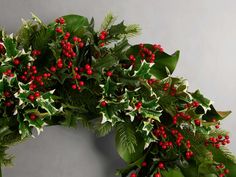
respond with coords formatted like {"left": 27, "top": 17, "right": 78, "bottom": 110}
{"left": 139, "top": 43, "right": 156, "bottom": 63}
{"left": 3, "top": 69, "right": 14, "bottom": 77}
{"left": 215, "top": 164, "right": 229, "bottom": 177}
{"left": 162, "top": 82, "right": 176, "bottom": 96}
{"left": 205, "top": 135, "right": 230, "bottom": 149}
{"left": 172, "top": 112, "right": 191, "bottom": 125}
{"left": 99, "top": 30, "right": 108, "bottom": 40}
{"left": 153, "top": 44, "right": 164, "bottom": 53}
{"left": 55, "top": 17, "right": 65, "bottom": 24}
{"left": 32, "top": 49, "right": 41, "bottom": 56}
{"left": 184, "top": 100, "right": 199, "bottom": 109}
{"left": 171, "top": 129, "right": 184, "bottom": 147}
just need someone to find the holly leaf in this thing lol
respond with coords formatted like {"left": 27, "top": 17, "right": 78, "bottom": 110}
{"left": 142, "top": 121, "right": 154, "bottom": 135}
{"left": 4, "top": 36, "right": 18, "bottom": 57}
{"left": 109, "top": 21, "right": 126, "bottom": 36}
{"left": 17, "top": 115, "right": 31, "bottom": 139}
{"left": 133, "top": 60, "right": 153, "bottom": 78}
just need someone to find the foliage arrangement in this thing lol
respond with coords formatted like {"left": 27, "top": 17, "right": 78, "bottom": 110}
{"left": 0, "top": 13, "right": 235, "bottom": 177}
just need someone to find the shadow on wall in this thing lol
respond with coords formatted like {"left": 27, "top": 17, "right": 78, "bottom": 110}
{"left": 91, "top": 131, "right": 126, "bottom": 177}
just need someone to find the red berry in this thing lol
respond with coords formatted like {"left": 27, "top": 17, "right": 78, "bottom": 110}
{"left": 99, "top": 34, "right": 106, "bottom": 40}
{"left": 71, "top": 84, "right": 77, "bottom": 90}
{"left": 224, "top": 169, "right": 229, "bottom": 174}
{"left": 34, "top": 91, "right": 40, "bottom": 98}
{"left": 194, "top": 119, "right": 201, "bottom": 126}
{"left": 56, "top": 27, "right": 63, "bottom": 33}
{"left": 79, "top": 81, "right": 84, "bottom": 86}
{"left": 4, "top": 91, "right": 11, "bottom": 97}
{"left": 5, "top": 101, "right": 12, "bottom": 107}
{"left": 30, "top": 114, "right": 37, "bottom": 121}
{"left": 87, "top": 69, "right": 93, "bottom": 75}
{"left": 158, "top": 162, "right": 165, "bottom": 169}
{"left": 85, "top": 64, "right": 91, "bottom": 70}
{"left": 28, "top": 94, "right": 35, "bottom": 102}
{"left": 13, "top": 58, "right": 21, "bottom": 65}
{"left": 154, "top": 173, "right": 161, "bottom": 177}
{"left": 100, "top": 101, "right": 107, "bottom": 107}
{"left": 57, "top": 62, "right": 63, "bottom": 68}
{"left": 73, "top": 36, "right": 78, "bottom": 42}
{"left": 106, "top": 71, "right": 113, "bottom": 77}
{"left": 129, "top": 55, "right": 136, "bottom": 61}
{"left": 130, "top": 173, "right": 137, "bottom": 177}
{"left": 50, "top": 66, "right": 57, "bottom": 72}
{"left": 141, "top": 161, "right": 147, "bottom": 167}
{"left": 79, "top": 42, "right": 84, "bottom": 48}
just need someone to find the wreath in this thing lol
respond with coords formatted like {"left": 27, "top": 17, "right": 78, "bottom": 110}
{"left": 0, "top": 13, "right": 235, "bottom": 177}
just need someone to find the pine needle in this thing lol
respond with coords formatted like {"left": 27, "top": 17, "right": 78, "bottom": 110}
{"left": 125, "top": 24, "right": 141, "bottom": 38}
{"left": 101, "top": 12, "right": 117, "bottom": 31}
{"left": 95, "top": 121, "right": 112, "bottom": 137}
{"left": 115, "top": 122, "right": 137, "bottom": 153}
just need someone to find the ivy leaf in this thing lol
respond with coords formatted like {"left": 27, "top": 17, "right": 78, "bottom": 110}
{"left": 115, "top": 121, "right": 145, "bottom": 163}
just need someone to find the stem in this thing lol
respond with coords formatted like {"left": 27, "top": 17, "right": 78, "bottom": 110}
{"left": 0, "top": 166, "right": 2, "bottom": 177}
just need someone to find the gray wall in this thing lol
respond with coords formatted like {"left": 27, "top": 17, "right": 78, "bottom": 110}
{"left": 1, "top": 0, "right": 236, "bottom": 176}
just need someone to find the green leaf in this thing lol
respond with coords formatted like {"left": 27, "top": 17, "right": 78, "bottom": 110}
{"left": 133, "top": 60, "right": 153, "bottom": 78}
{"left": 202, "top": 105, "right": 231, "bottom": 121}
{"left": 162, "top": 168, "right": 185, "bottom": 177}
{"left": 100, "top": 12, "right": 117, "bottom": 30}
{"left": 62, "top": 14, "right": 89, "bottom": 36}
{"left": 150, "top": 50, "right": 180, "bottom": 79}
{"left": 17, "top": 115, "right": 31, "bottom": 139}
{"left": 115, "top": 122, "right": 145, "bottom": 163}
{"left": 126, "top": 44, "right": 180, "bottom": 79}
{"left": 4, "top": 36, "right": 18, "bottom": 57}
{"left": 192, "top": 90, "right": 212, "bottom": 113}
{"left": 140, "top": 107, "right": 162, "bottom": 121}
{"left": 109, "top": 21, "right": 126, "bottom": 36}
{"left": 93, "top": 55, "right": 118, "bottom": 70}
{"left": 102, "top": 77, "right": 118, "bottom": 96}
{"left": 95, "top": 121, "right": 112, "bottom": 137}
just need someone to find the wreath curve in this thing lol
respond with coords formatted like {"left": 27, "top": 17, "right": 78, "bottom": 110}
{"left": 0, "top": 13, "right": 235, "bottom": 177}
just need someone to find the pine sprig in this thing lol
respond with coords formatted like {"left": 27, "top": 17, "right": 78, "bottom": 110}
{"left": 115, "top": 122, "right": 137, "bottom": 153}
{"left": 95, "top": 121, "right": 112, "bottom": 137}
{"left": 100, "top": 12, "right": 117, "bottom": 30}
{"left": 125, "top": 24, "right": 141, "bottom": 38}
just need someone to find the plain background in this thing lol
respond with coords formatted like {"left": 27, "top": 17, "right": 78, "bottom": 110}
{"left": 1, "top": 0, "right": 236, "bottom": 177}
